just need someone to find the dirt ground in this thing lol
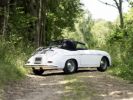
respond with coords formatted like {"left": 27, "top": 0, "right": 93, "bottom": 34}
{"left": 3, "top": 69, "right": 133, "bottom": 100}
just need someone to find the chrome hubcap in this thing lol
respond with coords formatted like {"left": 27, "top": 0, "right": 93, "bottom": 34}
{"left": 67, "top": 61, "right": 75, "bottom": 72}
{"left": 100, "top": 59, "right": 107, "bottom": 69}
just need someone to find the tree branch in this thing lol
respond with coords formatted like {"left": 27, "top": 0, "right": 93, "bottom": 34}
{"left": 113, "top": 0, "right": 119, "bottom": 8}
{"left": 98, "top": 0, "right": 117, "bottom": 8}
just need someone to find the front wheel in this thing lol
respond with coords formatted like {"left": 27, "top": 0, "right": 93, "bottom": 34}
{"left": 32, "top": 68, "right": 44, "bottom": 75}
{"left": 63, "top": 59, "right": 78, "bottom": 74}
{"left": 97, "top": 57, "right": 108, "bottom": 72}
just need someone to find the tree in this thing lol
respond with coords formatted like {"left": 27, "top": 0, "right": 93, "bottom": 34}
{"left": 0, "top": 0, "right": 82, "bottom": 47}
{"left": 98, "top": 0, "right": 128, "bottom": 28}
{"left": 78, "top": 12, "right": 95, "bottom": 48}
{"left": 21, "top": 0, "right": 82, "bottom": 46}
{"left": 42, "top": 0, "right": 83, "bottom": 45}
{"left": 0, "top": 0, "right": 9, "bottom": 38}
{"left": 63, "top": 11, "right": 95, "bottom": 48}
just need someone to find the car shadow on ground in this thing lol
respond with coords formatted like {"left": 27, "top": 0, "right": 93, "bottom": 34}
{"left": 41, "top": 69, "right": 98, "bottom": 76}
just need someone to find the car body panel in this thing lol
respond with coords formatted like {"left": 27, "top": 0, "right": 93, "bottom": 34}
{"left": 25, "top": 48, "right": 111, "bottom": 69}
{"left": 25, "top": 40, "right": 111, "bottom": 70}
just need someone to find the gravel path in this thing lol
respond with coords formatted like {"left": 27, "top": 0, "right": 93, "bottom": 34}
{"left": 3, "top": 69, "right": 133, "bottom": 100}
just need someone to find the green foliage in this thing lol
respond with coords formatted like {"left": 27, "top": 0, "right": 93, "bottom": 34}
{"left": 8, "top": 7, "right": 36, "bottom": 44}
{"left": 84, "top": 7, "right": 133, "bottom": 81}
{"left": 0, "top": 38, "right": 34, "bottom": 87}
{"left": 0, "top": 0, "right": 83, "bottom": 88}
{"left": 46, "top": 0, "right": 83, "bottom": 44}
{"left": 63, "top": 11, "right": 96, "bottom": 48}
{"left": 78, "top": 12, "right": 96, "bottom": 48}
{"left": 104, "top": 8, "right": 133, "bottom": 81}
{"left": 91, "top": 19, "right": 114, "bottom": 48}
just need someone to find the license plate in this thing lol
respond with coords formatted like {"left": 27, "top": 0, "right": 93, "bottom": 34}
{"left": 34, "top": 57, "right": 42, "bottom": 64}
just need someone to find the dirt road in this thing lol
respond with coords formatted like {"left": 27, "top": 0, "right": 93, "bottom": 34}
{"left": 3, "top": 69, "right": 133, "bottom": 100}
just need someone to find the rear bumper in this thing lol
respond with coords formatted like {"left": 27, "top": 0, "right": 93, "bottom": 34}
{"left": 25, "top": 64, "right": 61, "bottom": 70}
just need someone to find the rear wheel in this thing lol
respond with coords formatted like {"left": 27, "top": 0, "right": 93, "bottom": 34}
{"left": 32, "top": 68, "right": 44, "bottom": 75}
{"left": 63, "top": 59, "right": 78, "bottom": 74}
{"left": 97, "top": 57, "right": 108, "bottom": 72}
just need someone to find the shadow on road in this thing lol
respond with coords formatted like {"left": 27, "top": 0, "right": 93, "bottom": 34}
{"left": 41, "top": 69, "right": 97, "bottom": 76}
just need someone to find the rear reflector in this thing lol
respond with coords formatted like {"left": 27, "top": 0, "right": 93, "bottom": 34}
{"left": 48, "top": 61, "right": 53, "bottom": 63}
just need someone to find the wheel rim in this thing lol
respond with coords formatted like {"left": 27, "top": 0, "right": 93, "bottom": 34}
{"left": 100, "top": 58, "right": 107, "bottom": 69}
{"left": 67, "top": 60, "right": 75, "bottom": 72}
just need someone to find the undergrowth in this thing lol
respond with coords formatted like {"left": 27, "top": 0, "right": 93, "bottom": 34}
{"left": 104, "top": 40, "right": 133, "bottom": 82}
{"left": 0, "top": 39, "right": 33, "bottom": 87}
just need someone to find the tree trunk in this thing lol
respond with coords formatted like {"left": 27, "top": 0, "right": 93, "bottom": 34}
{"left": 99, "top": 0, "right": 124, "bottom": 29}
{"left": 0, "top": 0, "right": 8, "bottom": 36}
{"left": 119, "top": 8, "right": 124, "bottom": 28}
{"left": 2, "top": 0, "right": 10, "bottom": 38}
{"left": 114, "top": 0, "right": 124, "bottom": 28}
{"left": 41, "top": 0, "right": 46, "bottom": 46}
{"left": 36, "top": 0, "right": 42, "bottom": 47}
{"left": 118, "top": 0, "right": 124, "bottom": 28}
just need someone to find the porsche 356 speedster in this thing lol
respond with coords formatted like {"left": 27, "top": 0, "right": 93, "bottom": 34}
{"left": 25, "top": 39, "right": 111, "bottom": 75}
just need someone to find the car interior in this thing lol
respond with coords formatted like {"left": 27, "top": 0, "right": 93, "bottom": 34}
{"left": 61, "top": 40, "right": 87, "bottom": 50}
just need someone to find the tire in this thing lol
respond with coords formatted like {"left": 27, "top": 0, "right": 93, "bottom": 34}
{"left": 63, "top": 59, "right": 78, "bottom": 74}
{"left": 97, "top": 57, "right": 108, "bottom": 72}
{"left": 32, "top": 68, "right": 44, "bottom": 75}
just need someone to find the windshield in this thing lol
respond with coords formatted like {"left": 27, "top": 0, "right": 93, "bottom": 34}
{"left": 76, "top": 43, "right": 87, "bottom": 50}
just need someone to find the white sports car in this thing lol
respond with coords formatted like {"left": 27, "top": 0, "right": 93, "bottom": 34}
{"left": 25, "top": 39, "right": 111, "bottom": 75}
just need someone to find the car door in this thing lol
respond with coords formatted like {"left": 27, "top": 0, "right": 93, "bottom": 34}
{"left": 79, "top": 50, "right": 101, "bottom": 67}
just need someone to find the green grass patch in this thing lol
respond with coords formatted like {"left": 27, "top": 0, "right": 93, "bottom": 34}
{"left": 0, "top": 40, "right": 33, "bottom": 88}
{"left": 0, "top": 60, "right": 26, "bottom": 87}
{"left": 108, "top": 65, "right": 133, "bottom": 82}
{"left": 62, "top": 75, "right": 96, "bottom": 100}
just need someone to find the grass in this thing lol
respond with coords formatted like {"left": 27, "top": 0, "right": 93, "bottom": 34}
{"left": 0, "top": 40, "right": 33, "bottom": 88}
{"left": 0, "top": 60, "right": 26, "bottom": 87}
{"left": 0, "top": 40, "right": 34, "bottom": 100}
{"left": 108, "top": 65, "right": 133, "bottom": 82}
{"left": 0, "top": 60, "right": 26, "bottom": 100}
{"left": 62, "top": 75, "right": 97, "bottom": 100}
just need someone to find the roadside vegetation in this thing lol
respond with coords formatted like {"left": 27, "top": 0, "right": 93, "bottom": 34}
{"left": 0, "top": 39, "right": 33, "bottom": 87}
{"left": 92, "top": 8, "right": 133, "bottom": 81}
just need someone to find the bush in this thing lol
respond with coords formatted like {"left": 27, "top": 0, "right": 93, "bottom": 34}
{"left": 0, "top": 39, "right": 33, "bottom": 87}
{"left": 106, "top": 26, "right": 133, "bottom": 81}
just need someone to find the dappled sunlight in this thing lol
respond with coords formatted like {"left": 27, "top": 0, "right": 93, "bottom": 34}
{"left": 97, "top": 90, "right": 133, "bottom": 100}
{"left": 121, "top": 97, "right": 133, "bottom": 100}
{"left": 55, "top": 86, "right": 74, "bottom": 95}
{"left": 79, "top": 75, "right": 96, "bottom": 78}
{"left": 56, "top": 91, "right": 64, "bottom": 95}
{"left": 39, "top": 79, "right": 78, "bottom": 86}
{"left": 40, "top": 83, "right": 59, "bottom": 86}
{"left": 99, "top": 94, "right": 107, "bottom": 97}
{"left": 64, "top": 86, "right": 74, "bottom": 93}
{"left": 65, "top": 86, "right": 73, "bottom": 90}
{"left": 58, "top": 79, "right": 77, "bottom": 85}
{"left": 27, "top": 74, "right": 46, "bottom": 79}
{"left": 109, "top": 91, "right": 126, "bottom": 96}
{"left": 19, "top": 71, "right": 133, "bottom": 100}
